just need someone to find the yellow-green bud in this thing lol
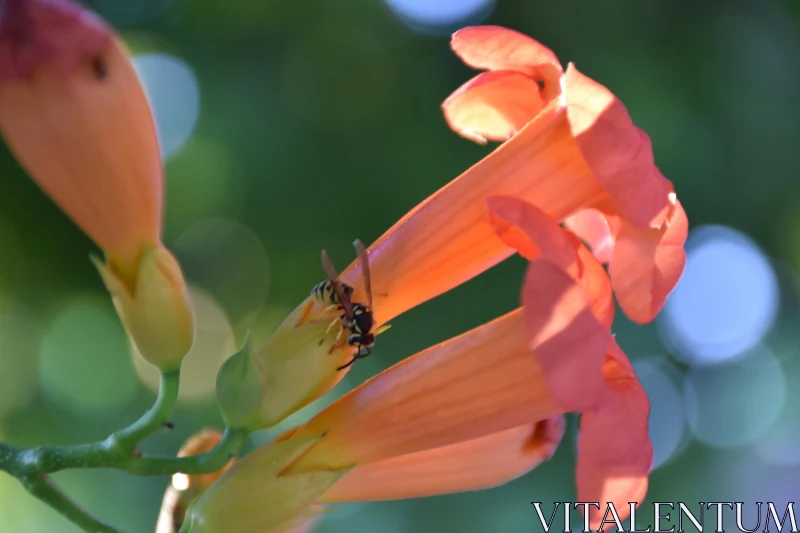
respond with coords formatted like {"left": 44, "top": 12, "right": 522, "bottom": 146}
{"left": 93, "top": 244, "right": 194, "bottom": 372}
{"left": 180, "top": 436, "right": 345, "bottom": 533}
{"left": 215, "top": 302, "right": 355, "bottom": 430}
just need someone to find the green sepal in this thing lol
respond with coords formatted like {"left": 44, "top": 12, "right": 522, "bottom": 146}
{"left": 215, "top": 331, "right": 265, "bottom": 431}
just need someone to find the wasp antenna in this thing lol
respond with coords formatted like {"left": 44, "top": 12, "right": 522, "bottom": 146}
{"left": 353, "top": 239, "right": 373, "bottom": 310}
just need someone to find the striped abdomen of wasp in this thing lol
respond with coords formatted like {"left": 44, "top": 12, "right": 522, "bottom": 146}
{"left": 311, "top": 279, "right": 354, "bottom": 310}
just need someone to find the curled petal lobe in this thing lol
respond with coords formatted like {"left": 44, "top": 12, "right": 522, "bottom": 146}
{"left": 442, "top": 70, "right": 548, "bottom": 143}
{"left": 564, "top": 63, "right": 673, "bottom": 230}
{"left": 451, "top": 26, "right": 563, "bottom": 97}
{"left": 322, "top": 418, "right": 564, "bottom": 503}
{"left": 522, "top": 260, "right": 611, "bottom": 414}
{"left": 563, "top": 209, "right": 617, "bottom": 264}
{"left": 486, "top": 195, "right": 614, "bottom": 387}
{"left": 576, "top": 339, "right": 653, "bottom": 529}
{"left": 608, "top": 196, "right": 688, "bottom": 324}
{"left": 486, "top": 195, "right": 578, "bottom": 275}
{"left": 288, "top": 309, "right": 562, "bottom": 472}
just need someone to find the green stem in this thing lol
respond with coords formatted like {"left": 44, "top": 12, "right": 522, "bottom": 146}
{"left": 21, "top": 474, "right": 121, "bottom": 533}
{"left": 121, "top": 427, "right": 248, "bottom": 475}
{"left": 113, "top": 370, "right": 181, "bottom": 451}
{"left": 0, "top": 370, "right": 250, "bottom": 532}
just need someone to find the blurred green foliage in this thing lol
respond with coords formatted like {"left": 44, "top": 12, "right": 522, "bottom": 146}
{"left": 0, "top": 0, "right": 799, "bottom": 532}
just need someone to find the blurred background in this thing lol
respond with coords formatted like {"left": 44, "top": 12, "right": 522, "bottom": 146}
{"left": 1, "top": 0, "right": 799, "bottom": 531}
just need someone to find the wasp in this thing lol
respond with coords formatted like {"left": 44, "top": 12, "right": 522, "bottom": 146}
{"left": 317, "top": 239, "right": 379, "bottom": 371}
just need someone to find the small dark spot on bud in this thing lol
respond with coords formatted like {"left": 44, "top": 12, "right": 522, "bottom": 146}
{"left": 536, "top": 79, "right": 545, "bottom": 90}
{"left": 163, "top": 421, "right": 175, "bottom": 430}
{"left": 91, "top": 55, "right": 107, "bottom": 79}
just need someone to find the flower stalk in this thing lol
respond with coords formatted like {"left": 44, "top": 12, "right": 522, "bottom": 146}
{"left": 0, "top": 371, "right": 248, "bottom": 532}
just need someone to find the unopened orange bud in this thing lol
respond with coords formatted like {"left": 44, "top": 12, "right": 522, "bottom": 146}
{"left": 0, "top": 0, "right": 163, "bottom": 275}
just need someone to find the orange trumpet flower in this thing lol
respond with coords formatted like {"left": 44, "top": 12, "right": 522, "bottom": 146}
{"left": 439, "top": 25, "right": 688, "bottom": 325}
{"left": 186, "top": 196, "right": 653, "bottom": 533}
{"left": 220, "top": 25, "right": 687, "bottom": 434}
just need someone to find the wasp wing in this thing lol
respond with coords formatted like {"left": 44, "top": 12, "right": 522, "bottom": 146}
{"left": 321, "top": 249, "right": 353, "bottom": 317}
{"left": 353, "top": 239, "right": 373, "bottom": 310}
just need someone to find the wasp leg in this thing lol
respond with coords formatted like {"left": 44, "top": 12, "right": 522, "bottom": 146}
{"left": 295, "top": 299, "right": 315, "bottom": 327}
{"left": 318, "top": 317, "right": 341, "bottom": 346}
{"left": 337, "top": 355, "right": 358, "bottom": 371}
{"left": 328, "top": 326, "right": 347, "bottom": 355}
{"left": 336, "top": 346, "right": 371, "bottom": 371}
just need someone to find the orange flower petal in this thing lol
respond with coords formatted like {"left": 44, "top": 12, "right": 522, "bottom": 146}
{"left": 485, "top": 195, "right": 578, "bottom": 275}
{"left": 564, "top": 63, "right": 673, "bottom": 231}
{"left": 563, "top": 209, "right": 617, "bottom": 264}
{"left": 321, "top": 418, "right": 564, "bottom": 503}
{"left": 451, "top": 26, "right": 563, "bottom": 97}
{"left": 341, "top": 102, "right": 606, "bottom": 326}
{"left": 576, "top": 339, "right": 653, "bottom": 529}
{"left": 608, "top": 196, "right": 688, "bottom": 324}
{"left": 288, "top": 309, "right": 560, "bottom": 471}
{"left": 522, "top": 259, "right": 611, "bottom": 413}
{"left": 442, "top": 70, "right": 547, "bottom": 144}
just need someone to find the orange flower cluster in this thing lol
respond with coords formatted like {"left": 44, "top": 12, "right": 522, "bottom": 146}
{"left": 0, "top": 0, "right": 687, "bottom": 530}
{"left": 185, "top": 26, "right": 687, "bottom": 533}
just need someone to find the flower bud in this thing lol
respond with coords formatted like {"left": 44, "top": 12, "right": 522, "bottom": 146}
{"left": 93, "top": 244, "right": 194, "bottom": 372}
{"left": 181, "top": 436, "right": 345, "bottom": 533}
{"left": 0, "top": 0, "right": 163, "bottom": 277}
{"left": 215, "top": 301, "right": 356, "bottom": 430}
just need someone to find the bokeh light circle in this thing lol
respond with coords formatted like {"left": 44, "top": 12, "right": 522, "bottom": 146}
{"left": 172, "top": 219, "right": 270, "bottom": 326}
{"left": 0, "top": 312, "right": 40, "bottom": 416}
{"left": 633, "top": 358, "right": 687, "bottom": 469}
{"left": 39, "top": 298, "right": 140, "bottom": 418}
{"left": 659, "top": 225, "right": 779, "bottom": 365}
{"left": 754, "top": 420, "right": 800, "bottom": 467}
{"left": 133, "top": 53, "right": 200, "bottom": 160}
{"left": 164, "top": 138, "right": 245, "bottom": 239}
{"left": 383, "top": 0, "right": 495, "bottom": 35}
{"left": 683, "top": 347, "right": 785, "bottom": 448}
{"left": 133, "top": 286, "right": 237, "bottom": 403}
